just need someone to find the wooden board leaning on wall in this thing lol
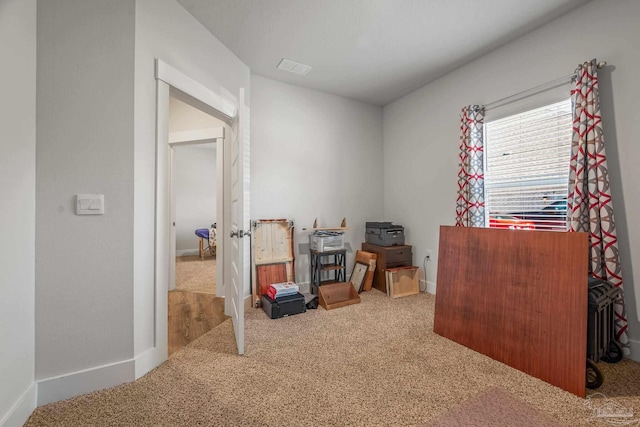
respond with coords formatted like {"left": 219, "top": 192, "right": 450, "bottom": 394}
{"left": 251, "top": 219, "right": 295, "bottom": 308}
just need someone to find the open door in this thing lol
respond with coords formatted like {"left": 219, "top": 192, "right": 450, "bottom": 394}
{"left": 225, "top": 88, "right": 248, "bottom": 355}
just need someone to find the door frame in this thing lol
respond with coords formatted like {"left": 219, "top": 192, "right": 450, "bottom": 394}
{"left": 154, "top": 59, "right": 238, "bottom": 358}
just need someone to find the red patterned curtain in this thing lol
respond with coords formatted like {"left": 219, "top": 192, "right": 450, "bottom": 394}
{"left": 567, "top": 59, "right": 628, "bottom": 346}
{"left": 456, "top": 106, "right": 485, "bottom": 227}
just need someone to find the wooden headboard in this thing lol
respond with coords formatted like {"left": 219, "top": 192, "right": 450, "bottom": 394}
{"left": 434, "top": 225, "right": 588, "bottom": 397}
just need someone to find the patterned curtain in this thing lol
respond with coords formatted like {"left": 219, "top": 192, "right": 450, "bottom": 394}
{"left": 567, "top": 59, "right": 628, "bottom": 345}
{"left": 456, "top": 105, "right": 485, "bottom": 227}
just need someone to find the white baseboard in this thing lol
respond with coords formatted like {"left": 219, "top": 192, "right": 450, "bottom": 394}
{"left": 176, "top": 249, "right": 199, "bottom": 257}
{"left": 244, "top": 294, "right": 253, "bottom": 310}
{"left": 297, "top": 281, "right": 311, "bottom": 294}
{"left": 37, "top": 358, "right": 135, "bottom": 406}
{"left": 419, "top": 279, "right": 437, "bottom": 295}
{"left": 426, "top": 281, "right": 436, "bottom": 294}
{"left": 627, "top": 338, "right": 640, "bottom": 362}
{"left": 0, "top": 382, "right": 36, "bottom": 427}
{"left": 134, "top": 346, "right": 167, "bottom": 380}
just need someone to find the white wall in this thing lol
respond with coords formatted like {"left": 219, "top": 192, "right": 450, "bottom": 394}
{"left": 35, "top": 0, "right": 135, "bottom": 394}
{"left": 0, "top": 1, "right": 37, "bottom": 425}
{"left": 251, "top": 76, "right": 384, "bottom": 284}
{"left": 383, "top": 0, "right": 640, "bottom": 357}
{"left": 174, "top": 145, "right": 217, "bottom": 254}
{"left": 134, "top": 0, "right": 250, "bottom": 362}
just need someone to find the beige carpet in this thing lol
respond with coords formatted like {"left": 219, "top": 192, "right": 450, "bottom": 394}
{"left": 423, "top": 387, "right": 568, "bottom": 427}
{"left": 26, "top": 291, "right": 640, "bottom": 426}
{"left": 175, "top": 255, "right": 216, "bottom": 294}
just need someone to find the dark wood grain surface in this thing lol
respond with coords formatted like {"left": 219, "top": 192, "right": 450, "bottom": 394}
{"left": 434, "top": 226, "right": 588, "bottom": 397}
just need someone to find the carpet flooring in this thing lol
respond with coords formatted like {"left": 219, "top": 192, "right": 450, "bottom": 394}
{"left": 26, "top": 291, "right": 640, "bottom": 426}
{"left": 175, "top": 255, "right": 216, "bottom": 294}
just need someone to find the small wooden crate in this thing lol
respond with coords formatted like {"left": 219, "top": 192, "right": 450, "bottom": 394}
{"left": 318, "top": 282, "right": 361, "bottom": 310}
{"left": 385, "top": 266, "right": 419, "bottom": 298}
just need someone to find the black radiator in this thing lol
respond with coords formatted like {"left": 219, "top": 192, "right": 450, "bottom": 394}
{"left": 587, "top": 276, "right": 620, "bottom": 363}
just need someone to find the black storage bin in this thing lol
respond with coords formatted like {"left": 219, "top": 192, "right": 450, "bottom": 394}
{"left": 587, "top": 277, "right": 620, "bottom": 363}
{"left": 365, "top": 222, "right": 405, "bottom": 246}
{"left": 262, "top": 293, "right": 306, "bottom": 319}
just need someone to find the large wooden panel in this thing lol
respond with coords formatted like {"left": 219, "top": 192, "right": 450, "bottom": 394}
{"left": 434, "top": 226, "right": 588, "bottom": 397}
{"left": 251, "top": 219, "right": 295, "bottom": 307}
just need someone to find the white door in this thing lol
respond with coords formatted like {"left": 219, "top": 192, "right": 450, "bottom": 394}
{"left": 226, "top": 88, "right": 247, "bottom": 355}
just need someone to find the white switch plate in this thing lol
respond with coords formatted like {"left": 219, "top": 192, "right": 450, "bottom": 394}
{"left": 76, "top": 194, "right": 104, "bottom": 215}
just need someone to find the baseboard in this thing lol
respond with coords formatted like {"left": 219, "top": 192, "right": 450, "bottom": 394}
{"left": 297, "top": 281, "right": 310, "bottom": 294}
{"left": 627, "top": 338, "right": 640, "bottom": 362}
{"left": 419, "top": 279, "right": 437, "bottom": 295}
{"left": 426, "top": 281, "right": 436, "bottom": 294}
{"left": 176, "top": 249, "right": 199, "bottom": 257}
{"left": 134, "top": 346, "right": 167, "bottom": 380}
{"left": 0, "top": 382, "right": 36, "bottom": 427}
{"left": 37, "top": 358, "right": 135, "bottom": 406}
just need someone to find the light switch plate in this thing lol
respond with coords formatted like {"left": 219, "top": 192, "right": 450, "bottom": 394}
{"left": 76, "top": 194, "right": 104, "bottom": 215}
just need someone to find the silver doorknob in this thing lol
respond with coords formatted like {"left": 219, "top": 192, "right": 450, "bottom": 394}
{"left": 230, "top": 230, "right": 239, "bottom": 238}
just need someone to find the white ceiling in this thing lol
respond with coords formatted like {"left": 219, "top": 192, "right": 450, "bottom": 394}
{"left": 177, "top": 0, "right": 592, "bottom": 106}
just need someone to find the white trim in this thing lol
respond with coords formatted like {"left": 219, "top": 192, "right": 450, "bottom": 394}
{"left": 244, "top": 294, "right": 253, "bottom": 311}
{"left": 155, "top": 79, "right": 171, "bottom": 356}
{"left": 419, "top": 279, "right": 437, "bottom": 295}
{"left": 176, "top": 249, "right": 200, "bottom": 257}
{"left": 156, "top": 59, "right": 236, "bottom": 121}
{"left": 134, "top": 347, "right": 166, "bottom": 380}
{"left": 215, "top": 130, "right": 225, "bottom": 298}
{"left": 169, "top": 127, "right": 224, "bottom": 144}
{"left": 297, "top": 281, "right": 311, "bottom": 295}
{"left": 426, "top": 281, "right": 437, "bottom": 295}
{"left": 627, "top": 338, "right": 640, "bottom": 362}
{"left": 37, "top": 359, "right": 135, "bottom": 406}
{"left": 0, "top": 383, "right": 36, "bottom": 427}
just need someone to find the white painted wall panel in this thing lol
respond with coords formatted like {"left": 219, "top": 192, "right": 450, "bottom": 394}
{"left": 251, "top": 76, "right": 384, "bottom": 284}
{"left": 35, "top": 0, "right": 136, "bottom": 379}
{"left": 383, "top": 0, "right": 640, "bottom": 357}
{"left": 0, "top": 0, "right": 37, "bottom": 424}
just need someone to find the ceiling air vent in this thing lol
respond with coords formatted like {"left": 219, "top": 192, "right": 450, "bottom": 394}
{"left": 277, "top": 58, "right": 312, "bottom": 76}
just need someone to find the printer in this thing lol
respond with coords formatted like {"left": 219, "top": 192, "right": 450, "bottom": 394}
{"left": 365, "top": 222, "right": 405, "bottom": 246}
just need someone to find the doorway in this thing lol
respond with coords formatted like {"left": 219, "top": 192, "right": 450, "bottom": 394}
{"left": 167, "top": 95, "right": 228, "bottom": 355}
{"left": 153, "top": 59, "right": 246, "bottom": 364}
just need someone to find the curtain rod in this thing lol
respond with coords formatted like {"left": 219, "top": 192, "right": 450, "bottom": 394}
{"left": 484, "top": 61, "right": 607, "bottom": 111}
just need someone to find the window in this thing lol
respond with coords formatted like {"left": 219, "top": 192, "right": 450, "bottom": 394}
{"left": 484, "top": 99, "right": 572, "bottom": 231}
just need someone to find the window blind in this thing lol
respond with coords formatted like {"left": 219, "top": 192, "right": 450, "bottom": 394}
{"left": 484, "top": 99, "right": 572, "bottom": 231}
